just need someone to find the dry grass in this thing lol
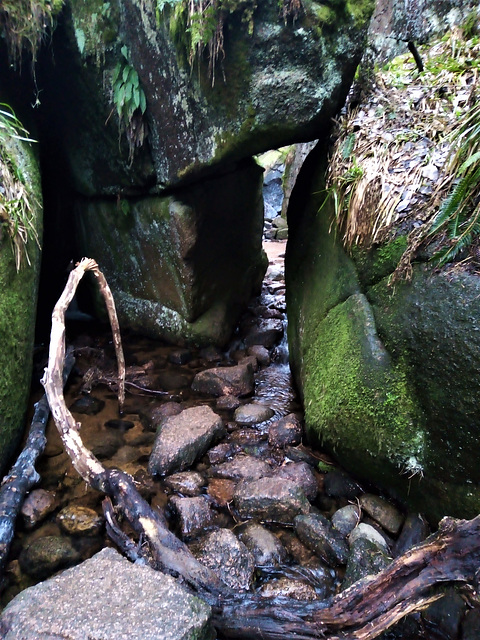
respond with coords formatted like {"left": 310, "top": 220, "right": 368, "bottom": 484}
{"left": 326, "top": 26, "right": 480, "bottom": 277}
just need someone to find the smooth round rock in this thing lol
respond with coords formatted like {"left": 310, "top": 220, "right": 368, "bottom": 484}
{"left": 234, "top": 404, "right": 274, "bottom": 425}
{"left": 57, "top": 506, "right": 104, "bottom": 537}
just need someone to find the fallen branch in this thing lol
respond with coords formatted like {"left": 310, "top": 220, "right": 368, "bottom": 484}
{"left": 41, "top": 258, "right": 480, "bottom": 639}
{"left": 0, "top": 350, "right": 75, "bottom": 577}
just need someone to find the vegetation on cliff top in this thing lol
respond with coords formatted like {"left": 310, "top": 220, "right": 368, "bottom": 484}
{"left": 326, "top": 16, "right": 480, "bottom": 278}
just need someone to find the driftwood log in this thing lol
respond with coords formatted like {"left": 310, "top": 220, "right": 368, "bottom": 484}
{"left": 41, "top": 258, "right": 480, "bottom": 639}
{"left": 0, "top": 351, "right": 74, "bottom": 577}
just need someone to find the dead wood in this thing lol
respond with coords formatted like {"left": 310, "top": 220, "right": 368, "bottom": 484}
{"left": 0, "top": 350, "right": 75, "bottom": 577}
{"left": 41, "top": 258, "right": 480, "bottom": 640}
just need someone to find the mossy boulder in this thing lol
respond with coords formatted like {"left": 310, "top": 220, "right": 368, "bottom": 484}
{"left": 0, "top": 132, "right": 43, "bottom": 477}
{"left": 286, "top": 144, "right": 480, "bottom": 522}
{"left": 77, "top": 159, "right": 267, "bottom": 346}
{"left": 36, "top": 0, "right": 374, "bottom": 193}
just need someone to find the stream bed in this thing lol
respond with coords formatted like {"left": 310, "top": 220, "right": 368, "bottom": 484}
{"left": 0, "top": 241, "right": 472, "bottom": 639}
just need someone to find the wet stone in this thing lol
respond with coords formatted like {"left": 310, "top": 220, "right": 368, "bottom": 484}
{"left": 206, "top": 478, "right": 237, "bottom": 508}
{"left": 210, "top": 454, "right": 272, "bottom": 481}
{"left": 421, "top": 587, "right": 466, "bottom": 640}
{"left": 19, "top": 536, "right": 82, "bottom": 580}
{"left": 247, "top": 345, "right": 271, "bottom": 366}
{"left": 194, "top": 529, "right": 254, "bottom": 591}
{"left": 323, "top": 469, "right": 363, "bottom": 500}
{"left": 331, "top": 505, "right": 361, "bottom": 537}
{"left": 273, "top": 462, "right": 317, "bottom": 502}
{"left": 140, "top": 402, "right": 184, "bottom": 431}
{"left": 69, "top": 395, "right": 105, "bottom": 415}
{"left": 295, "top": 514, "right": 349, "bottom": 567}
{"left": 164, "top": 471, "right": 205, "bottom": 496}
{"left": 237, "top": 522, "right": 287, "bottom": 567}
{"left": 192, "top": 362, "right": 255, "bottom": 397}
{"left": 462, "top": 608, "right": 480, "bottom": 640}
{"left": 348, "top": 523, "right": 390, "bottom": 553}
{"left": 359, "top": 494, "right": 404, "bottom": 536}
{"left": 148, "top": 405, "right": 225, "bottom": 477}
{"left": 199, "top": 345, "right": 223, "bottom": 363}
{"left": 393, "top": 512, "right": 429, "bottom": 557}
{"left": 244, "top": 319, "right": 284, "bottom": 349}
{"left": 170, "top": 496, "right": 215, "bottom": 540}
{"left": 57, "top": 506, "right": 104, "bottom": 537}
{"left": 216, "top": 395, "right": 241, "bottom": 411}
{"left": 268, "top": 413, "right": 303, "bottom": 448}
{"left": 234, "top": 403, "right": 275, "bottom": 425}
{"left": 88, "top": 430, "right": 124, "bottom": 460}
{"left": 168, "top": 348, "right": 192, "bottom": 365}
{"left": 238, "top": 355, "right": 259, "bottom": 372}
{"left": 104, "top": 419, "right": 135, "bottom": 431}
{"left": 21, "top": 490, "right": 58, "bottom": 530}
{"left": 229, "top": 428, "right": 267, "bottom": 445}
{"left": 207, "top": 442, "right": 239, "bottom": 465}
{"left": 234, "top": 477, "right": 310, "bottom": 525}
{"left": 259, "top": 577, "right": 317, "bottom": 601}
{"left": 342, "top": 535, "right": 391, "bottom": 590}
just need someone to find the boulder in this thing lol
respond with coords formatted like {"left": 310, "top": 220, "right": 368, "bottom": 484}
{"left": 0, "top": 548, "right": 213, "bottom": 640}
{"left": 192, "top": 362, "right": 255, "bottom": 397}
{"left": 148, "top": 405, "right": 224, "bottom": 476}
{"left": 0, "top": 124, "right": 43, "bottom": 477}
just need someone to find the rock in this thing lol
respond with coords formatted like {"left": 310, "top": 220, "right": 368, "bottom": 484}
{"left": 216, "top": 395, "right": 241, "bottom": 411}
{"left": 276, "top": 228, "right": 289, "bottom": 240}
{"left": 234, "top": 477, "right": 310, "bottom": 524}
{"left": 237, "top": 522, "right": 287, "bottom": 567}
{"left": 104, "top": 419, "right": 135, "bottom": 431}
{"left": 348, "top": 523, "right": 390, "bottom": 553}
{"left": 421, "top": 587, "right": 466, "bottom": 640}
{"left": 323, "top": 470, "right": 363, "bottom": 500}
{"left": 0, "top": 123, "right": 43, "bottom": 478}
{"left": 140, "top": 402, "right": 184, "bottom": 431}
{"left": 247, "top": 345, "right": 271, "bottom": 366}
{"left": 462, "top": 608, "right": 480, "bottom": 640}
{"left": 206, "top": 478, "right": 237, "bottom": 508}
{"left": 273, "top": 462, "right": 317, "bottom": 502}
{"left": 207, "top": 443, "right": 238, "bottom": 465}
{"left": 170, "top": 496, "right": 215, "bottom": 540}
{"left": 157, "top": 370, "right": 192, "bottom": 391}
{"left": 234, "top": 403, "right": 275, "bottom": 425}
{"left": 294, "top": 514, "right": 349, "bottom": 567}
{"left": 192, "top": 362, "right": 255, "bottom": 397}
{"left": 21, "top": 490, "right": 58, "bottom": 529}
{"left": 331, "top": 505, "right": 361, "bottom": 537}
{"left": 69, "top": 395, "right": 105, "bottom": 415}
{"left": 194, "top": 529, "right": 254, "bottom": 591}
{"left": 210, "top": 454, "right": 272, "bottom": 481}
{"left": 0, "top": 548, "right": 212, "bottom": 639}
{"left": 56, "top": 506, "right": 104, "bottom": 537}
{"left": 164, "top": 471, "right": 205, "bottom": 496}
{"left": 260, "top": 577, "right": 317, "bottom": 601}
{"left": 272, "top": 216, "right": 288, "bottom": 230}
{"left": 393, "top": 513, "right": 429, "bottom": 557}
{"left": 342, "top": 534, "right": 391, "bottom": 590}
{"left": 244, "top": 319, "right": 284, "bottom": 348}
{"left": 268, "top": 413, "right": 303, "bottom": 448}
{"left": 86, "top": 430, "right": 123, "bottom": 460}
{"left": 238, "top": 354, "right": 259, "bottom": 372}
{"left": 199, "top": 346, "right": 223, "bottom": 363}
{"left": 359, "top": 494, "right": 404, "bottom": 536}
{"left": 148, "top": 405, "right": 224, "bottom": 476}
{"left": 18, "top": 536, "right": 82, "bottom": 581}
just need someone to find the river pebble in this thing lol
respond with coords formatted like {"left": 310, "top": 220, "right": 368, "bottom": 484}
{"left": 206, "top": 478, "right": 237, "bottom": 508}
{"left": 393, "top": 512, "right": 430, "bottom": 557}
{"left": 164, "top": 471, "right": 205, "bottom": 496}
{"left": 273, "top": 462, "right": 318, "bottom": 502}
{"left": 191, "top": 362, "right": 255, "bottom": 397}
{"left": 359, "top": 494, "right": 404, "bottom": 535}
{"left": 259, "top": 577, "right": 317, "bottom": 600}
{"left": 210, "top": 454, "right": 272, "bottom": 481}
{"left": 237, "top": 522, "right": 287, "bottom": 567}
{"left": 21, "top": 490, "right": 58, "bottom": 530}
{"left": 342, "top": 534, "right": 391, "bottom": 590}
{"left": 295, "top": 514, "right": 349, "bottom": 567}
{"left": 331, "top": 504, "right": 361, "bottom": 537}
{"left": 234, "top": 403, "right": 274, "bottom": 425}
{"left": 170, "top": 496, "right": 215, "bottom": 540}
{"left": 57, "top": 506, "right": 104, "bottom": 537}
{"left": 194, "top": 529, "right": 254, "bottom": 591}
{"left": 268, "top": 413, "right": 303, "bottom": 448}
{"left": 234, "top": 477, "right": 310, "bottom": 524}
{"left": 19, "top": 536, "right": 83, "bottom": 580}
{"left": 244, "top": 319, "right": 284, "bottom": 348}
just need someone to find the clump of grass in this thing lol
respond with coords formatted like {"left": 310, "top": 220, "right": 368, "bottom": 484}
{"left": 0, "top": 105, "right": 40, "bottom": 271}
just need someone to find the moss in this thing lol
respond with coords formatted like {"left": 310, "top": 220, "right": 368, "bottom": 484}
{"left": 71, "top": 0, "right": 120, "bottom": 60}
{"left": 0, "top": 134, "right": 42, "bottom": 477}
{"left": 308, "top": 2, "right": 336, "bottom": 26}
{"left": 352, "top": 235, "right": 408, "bottom": 287}
{"left": 345, "top": 0, "right": 376, "bottom": 29}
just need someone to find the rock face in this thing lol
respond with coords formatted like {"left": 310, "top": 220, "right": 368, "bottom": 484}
{"left": 0, "top": 123, "right": 43, "bottom": 477}
{"left": 286, "top": 141, "right": 480, "bottom": 522}
{"left": 0, "top": 548, "right": 213, "bottom": 640}
{"left": 30, "top": 0, "right": 373, "bottom": 345}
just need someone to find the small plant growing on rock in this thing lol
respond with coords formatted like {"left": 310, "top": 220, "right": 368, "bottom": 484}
{"left": 110, "top": 45, "right": 147, "bottom": 164}
{"left": 0, "top": 105, "right": 40, "bottom": 271}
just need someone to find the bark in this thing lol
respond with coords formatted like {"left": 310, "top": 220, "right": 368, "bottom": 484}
{"left": 41, "top": 258, "right": 480, "bottom": 640}
{"left": 0, "top": 350, "right": 75, "bottom": 577}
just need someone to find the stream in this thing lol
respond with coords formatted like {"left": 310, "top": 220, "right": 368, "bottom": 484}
{"left": 0, "top": 240, "right": 467, "bottom": 639}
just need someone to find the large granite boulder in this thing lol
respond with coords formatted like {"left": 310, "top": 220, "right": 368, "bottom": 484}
{"left": 0, "top": 121, "right": 43, "bottom": 477}
{"left": 0, "top": 548, "right": 213, "bottom": 640}
{"left": 286, "top": 142, "right": 480, "bottom": 522}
